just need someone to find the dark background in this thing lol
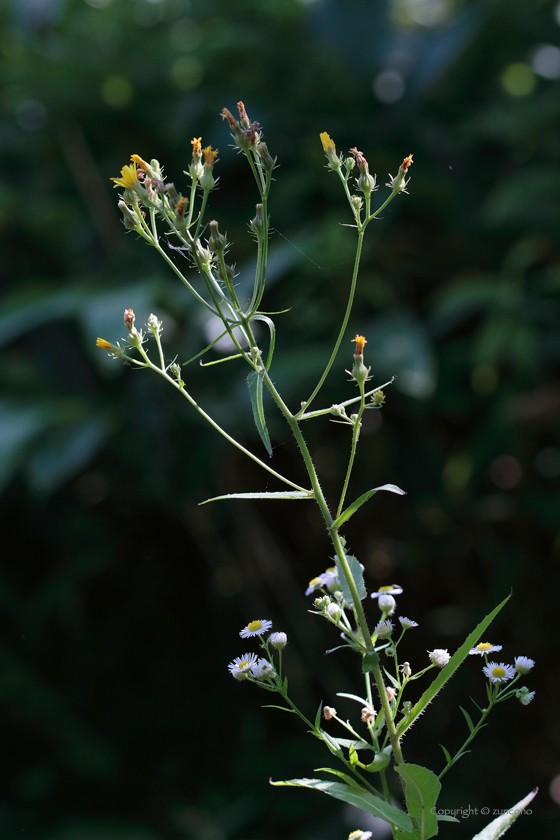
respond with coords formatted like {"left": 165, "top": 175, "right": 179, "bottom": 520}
{"left": 1, "top": 0, "right": 559, "bottom": 838}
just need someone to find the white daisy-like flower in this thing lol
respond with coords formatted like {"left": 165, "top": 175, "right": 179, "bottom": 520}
{"left": 270, "top": 631, "right": 287, "bottom": 649}
{"left": 483, "top": 662, "right": 516, "bottom": 683}
{"left": 469, "top": 642, "right": 502, "bottom": 656}
{"left": 228, "top": 652, "right": 258, "bottom": 680}
{"left": 348, "top": 831, "right": 372, "bottom": 840}
{"left": 305, "top": 567, "right": 339, "bottom": 596}
{"left": 251, "top": 658, "right": 275, "bottom": 680}
{"left": 428, "top": 649, "right": 450, "bottom": 668}
{"left": 371, "top": 584, "right": 403, "bottom": 599}
{"left": 399, "top": 616, "right": 418, "bottom": 629}
{"left": 374, "top": 619, "right": 394, "bottom": 637}
{"left": 515, "top": 687, "right": 535, "bottom": 705}
{"left": 514, "top": 656, "right": 535, "bottom": 674}
{"left": 240, "top": 619, "right": 273, "bottom": 638}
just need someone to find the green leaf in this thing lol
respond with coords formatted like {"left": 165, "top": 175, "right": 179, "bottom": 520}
{"left": 396, "top": 763, "right": 441, "bottom": 840}
{"left": 471, "top": 788, "right": 538, "bottom": 840}
{"left": 314, "top": 701, "right": 323, "bottom": 730}
{"left": 459, "top": 705, "right": 475, "bottom": 734}
{"left": 396, "top": 594, "right": 511, "bottom": 740}
{"left": 251, "top": 313, "right": 276, "bottom": 370}
{"left": 270, "top": 778, "right": 413, "bottom": 832}
{"left": 262, "top": 705, "right": 294, "bottom": 713}
{"left": 247, "top": 369, "right": 272, "bottom": 456}
{"left": 199, "top": 490, "right": 313, "bottom": 505}
{"left": 362, "top": 746, "right": 392, "bottom": 773}
{"left": 439, "top": 744, "right": 451, "bottom": 764}
{"left": 316, "top": 728, "right": 343, "bottom": 758}
{"left": 336, "top": 692, "right": 368, "bottom": 706}
{"left": 334, "top": 554, "right": 366, "bottom": 604}
{"left": 314, "top": 767, "right": 362, "bottom": 790}
{"left": 362, "top": 651, "right": 379, "bottom": 673}
{"left": 329, "top": 737, "right": 373, "bottom": 752}
{"left": 333, "top": 484, "right": 406, "bottom": 530}
{"left": 436, "top": 815, "right": 460, "bottom": 823}
{"left": 348, "top": 745, "right": 358, "bottom": 765}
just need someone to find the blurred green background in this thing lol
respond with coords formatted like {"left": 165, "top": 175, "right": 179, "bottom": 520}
{"left": 1, "top": 0, "right": 559, "bottom": 837}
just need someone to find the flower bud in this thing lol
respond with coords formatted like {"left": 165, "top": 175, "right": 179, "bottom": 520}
{"left": 377, "top": 593, "right": 396, "bottom": 615}
{"left": 164, "top": 182, "right": 179, "bottom": 208}
{"left": 256, "top": 141, "right": 276, "bottom": 173}
{"left": 147, "top": 313, "right": 161, "bottom": 335}
{"left": 386, "top": 687, "right": 397, "bottom": 702}
{"left": 249, "top": 203, "right": 265, "bottom": 237}
{"left": 428, "top": 649, "right": 450, "bottom": 668}
{"left": 327, "top": 602, "right": 341, "bottom": 620}
{"left": 361, "top": 704, "right": 375, "bottom": 723}
{"left": 401, "top": 661, "right": 412, "bottom": 677}
{"left": 199, "top": 146, "right": 218, "bottom": 191}
{"left": 350, "top": 334, "right": 371, "bottom": 384}
{"left": 387, "top": 154, "right": 413, "bottom": 193}
{"left": 118, "top": 200, "right": 139, "bottom": 230}
{"left": 370, "top": 389, "right": 385, "bottom": 407}
{"left": 270, "top": 632, "right": 287, "bottom": 649}
{"left": 189, "top": 137, "right": 204, "bottom": 180}
{"left": 323, "top": 706, "right": 337, "bottom": 720}
{"left": 207, "top": 220, "right": 228, "bottom": 254}
{"left": 124, "top": 308, "right": 135, "bottom": 333}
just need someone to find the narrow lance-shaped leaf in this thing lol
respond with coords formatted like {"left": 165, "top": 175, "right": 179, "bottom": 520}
{"left": 396, "top": 763, "right": 441, "bottom": 840}
{"left": 332, "top": 484, "right": 406, "bottom": 530}
{"left": 247, "top": 369, "right": 272, "bottom": 456}
{"left": 396, "top": 593, "right": 511, "bottom": 740}
{"left": 471, "top": 788, "right": 538, "bottom": 840}
{"left": 199, "top": 490, "right": 313, "bottom": 505}
{"left": 270, "top": 778, "right": 413, "bottom": 833}
{"left": 251, "top": 314, "right": 276, "bottom": 370}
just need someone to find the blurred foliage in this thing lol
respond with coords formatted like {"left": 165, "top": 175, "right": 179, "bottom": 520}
{"left": 1, "top": 0, "right": 560, "bottom": 837}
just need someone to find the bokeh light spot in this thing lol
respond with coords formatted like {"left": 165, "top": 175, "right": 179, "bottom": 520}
{"left": 16, "top": 99, "right": 47, "bottom": 132}
{"left": 170, "top": 55, "right": 204, "bottom": 90}
{"left": 549, "top": 774, "right": 560, "bottom": 805}
{"left": 373, "top": 70, "right": 405, "bottom": 103}
{"left": 534, "top": 447, "right": 560, "bottom": 478}
{"left": 530, "top": 43, "right": 560, "bottom": 79}
{"left": 500, "top": 62, "right": 537, "bottom": 97}
{"left": 489, "top": 455, "right": 522, "bottom": 490}
{"left": 101, "top": 75, "right": 134, "bottom": 109}
{"left": 443, "top": 453, "right": 474, "bottom": 493}
{"left": 471, "top": 363, "right": 498, "bottom": 395}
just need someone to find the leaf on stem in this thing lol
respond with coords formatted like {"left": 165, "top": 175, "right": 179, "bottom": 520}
{"left": 395, "top": 763, "right": 441, "bottom": 840}
{"left": 396, "top": 593, "right": 511, "bottom": 740}
{"left": 332, "top": 484, "right": 406, "bottom": 530}
{"left": 247, "top": 369, "right": 273, "bottom": 456}
{"left": 199, "top": 491, "right": 313, "bottom": 505}
{"left": 269, "top": 778, "right": 413, "bottom": 832}
{"left": 459, "top": 705, "right": 475, "bottom": 734}
{"left": 471, "top": 788, "right": 538, "bottom": 840}
{"left": 251, "top": 314, "right": 276, "bottom": 370}
{"left": 334, "top": 554, "right": 367, "bottom": 603}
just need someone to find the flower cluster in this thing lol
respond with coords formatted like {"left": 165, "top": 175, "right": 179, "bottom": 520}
{"left": 228, "top": 620, "right": 286, "bottom": 685}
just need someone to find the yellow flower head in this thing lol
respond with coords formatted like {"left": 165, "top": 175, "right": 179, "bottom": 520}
{"left": 96, "top": 338, "right": 114, "bottom": 351}
{"left": 110, "top": 162, "right": 139, "bottom": 190}
{"left": 130, "top": 154, "right": 150, "bottom": 171}
{"left": 191, "top": 137, "right": 202, "bottom": 158}
{"left": 400, "top": 154, "right": 413, "bottom": 172}
{"left": 203, "top": 145, "right": 218, "bottom": 165}
{"left": 352, "top": 334, "right": 367, "bottom": 356}
{"left": 320, "top": 132, "right": 336, "bottom": 154}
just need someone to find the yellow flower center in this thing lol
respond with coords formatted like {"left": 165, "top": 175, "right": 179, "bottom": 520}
{"left": 477, "top": 642, "right": 492, "bottom": 651}
{"left": 492, "top": 667, "right": 506, "bottom": 678}
{"left": 247, "top": 620, "right": 263, "bottom": 632}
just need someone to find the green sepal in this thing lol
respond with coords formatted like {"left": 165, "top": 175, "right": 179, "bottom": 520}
{"left": 348, "top": 745, "right": 359, "bottom": 766}
{"left": 332, "top": 484, "right": 406, "bottom": 530}
{"left": 395, "top": 763, "right": 441, "bottom": 840}
{"left": 269, "top": 778, "right": 413, "bottom": 832}
{"left": 396, "top": 593, "right": 511, "bottom": 740}
{"left": 334, "top": 554, "right": 366, "bottom": 604}
{"left": 247, "top": 369, "right": 272, "bottom": 456}
{"left": 200, "top": 490, "right": 313, "bottom": 504}
{"left": 362, "top": 651, "right": 379, "bottom": 673}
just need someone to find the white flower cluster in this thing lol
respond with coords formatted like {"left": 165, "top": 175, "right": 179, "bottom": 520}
{"left": 228, "top": 620, "right": 287, "bottom": 682}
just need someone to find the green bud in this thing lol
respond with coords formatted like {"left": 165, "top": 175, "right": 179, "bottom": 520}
{"left": 207, "top": 220, "right": 228, "bottom": 253}
{"left": 371, "top": 389, "right": 385, "bottom": 407}
{"left": 118, "top": 200, "right": 139, "bottom": 230}
{"left": 256, "top": 141, "right": 276, "bottom": 173}
{"left": 249, "top": 203, "right": 265, "bottom": 236}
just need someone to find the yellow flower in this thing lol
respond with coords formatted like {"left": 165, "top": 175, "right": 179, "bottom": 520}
{"left": 96, "top": 338, "right": 114, "bottom": 351}
{"left": 320, "top": 132, "right": 335, "bottom": 154}
{"left": 110, "top": 162, "right": 139, "bottom": 190}
{"left": 352, "top": 334, "right": 367, "bottom": 356}
{"left": 191, "top": 137, "right": 202, "bottom": 158}
{"left": 202, "top": 145, "right": 218, "bottom": 165}
{"left": 130, "top": 154, "right": 150, "bottom": 171}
